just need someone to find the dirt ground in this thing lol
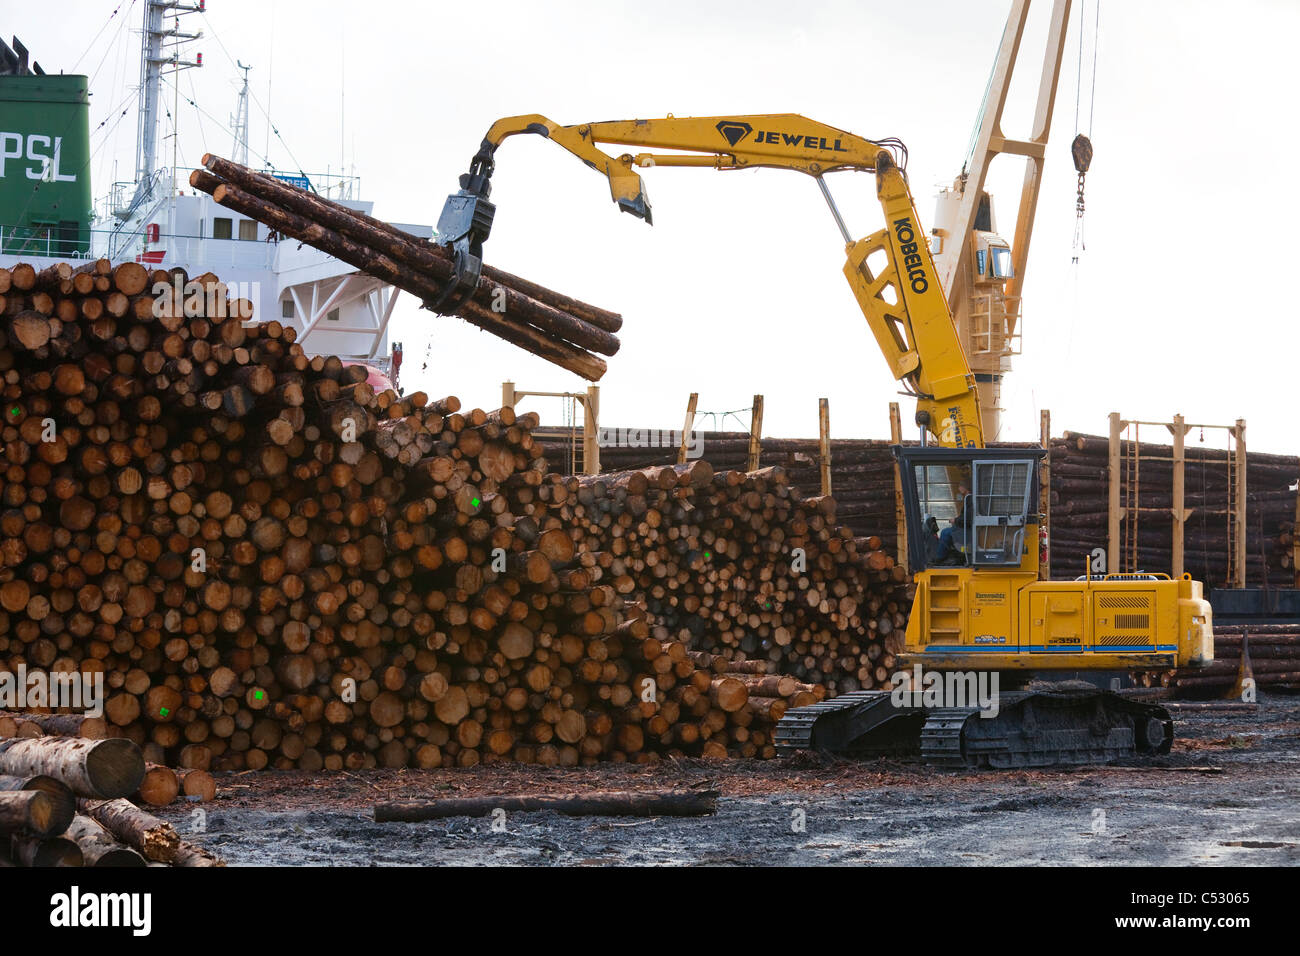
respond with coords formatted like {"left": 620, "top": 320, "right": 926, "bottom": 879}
{"left": 158, "top": 694, "right": 1300, "bottom": 866}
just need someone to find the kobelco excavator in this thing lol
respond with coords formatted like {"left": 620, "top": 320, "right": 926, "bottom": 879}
{"left": 435, "top": 113, "right": 1214, "bottom": 768}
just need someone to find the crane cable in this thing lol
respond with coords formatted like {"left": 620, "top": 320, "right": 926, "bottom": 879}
{"left": 1071, "top": 0, "right": 1100, "bottom": 261}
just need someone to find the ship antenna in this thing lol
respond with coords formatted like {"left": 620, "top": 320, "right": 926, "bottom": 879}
{"left": 231, "top": 59, "right": 251, "bottom": 167}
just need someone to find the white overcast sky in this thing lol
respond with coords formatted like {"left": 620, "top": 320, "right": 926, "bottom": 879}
{"left": 22, "top": 0, "right": 1300, "bottom": 453}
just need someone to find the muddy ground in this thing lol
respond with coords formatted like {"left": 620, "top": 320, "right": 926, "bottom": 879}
{"left": 158, "top": 694, "right": 1300, "bottom": 866}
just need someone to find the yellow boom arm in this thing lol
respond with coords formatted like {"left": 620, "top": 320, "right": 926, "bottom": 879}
{"left": 453, "top": 114, "right": 984, "bottom": 448}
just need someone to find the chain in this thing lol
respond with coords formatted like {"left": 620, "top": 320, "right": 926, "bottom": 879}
{"left": 1071, "top": 134, "right": 1093, "bottom": 262}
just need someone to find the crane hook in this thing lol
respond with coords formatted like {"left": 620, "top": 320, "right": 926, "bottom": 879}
{"left": 1071, "top": 134, "right": 1093, "bottom": 219}
{"left": 1070, "top": 134, "right": 1094, "bottom": 262}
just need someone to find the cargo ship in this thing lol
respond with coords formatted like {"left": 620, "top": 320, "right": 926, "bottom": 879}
{"left": 0, "top": 3, "right": 426, "bottom": 386}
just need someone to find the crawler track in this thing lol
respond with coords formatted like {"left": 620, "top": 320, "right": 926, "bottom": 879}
{"left": 776, "top": 684, "right": 1174, "bottom": 768}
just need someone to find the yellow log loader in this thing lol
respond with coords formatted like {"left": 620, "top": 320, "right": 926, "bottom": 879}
{"left": 435, "top": 112, "right": 1214, "bottom": 768}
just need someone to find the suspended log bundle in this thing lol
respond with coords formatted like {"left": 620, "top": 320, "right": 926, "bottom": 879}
{"left": 188, "top": 155, "right": 622, "bottom": 381}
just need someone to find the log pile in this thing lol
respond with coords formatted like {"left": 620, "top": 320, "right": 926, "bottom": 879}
{"left": 539, "top": 428, "right": 906, "bottom": 557}
{"left": 1133, "top": 625, "right": 1300, "bottom": 695}
{"left": 550, "top": 462, "right": 913, "bottom": 695}
{"left": 0, "top": 713, "right": 217, "bottom": 809}
{"left": 0, "top": 732, "right": 219, "bottom": 866}
{"left": 546, "top": 423, "right": 1299, "bottom": 588}
{"left": 1048, "top": 432, "right": 1298, "bottom": 587}
{"left": 0, "top": 260, "right": 857, "bottom": 767}
{"left": 188, "top": 155, "right": 622, "bottom": 380}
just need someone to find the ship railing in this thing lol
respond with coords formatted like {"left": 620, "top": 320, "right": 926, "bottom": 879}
{"left": 163, "top": 234, "right": 276, "bottom": 271}
{"left": 1, "top": 224, "right": 279, "bottom": 272}
{"left": 0, "top": 224, "right": 95, "bottom": 259}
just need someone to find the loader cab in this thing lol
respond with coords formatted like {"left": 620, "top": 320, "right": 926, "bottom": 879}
{"left": 894, "top": 446, "right": 1044, "bottom": 573}
{"left": 975, "top": 237, "right": 1014, "bottom": 283}
{"left": 969, "top": 191, "right": 1013, "bottom": 285}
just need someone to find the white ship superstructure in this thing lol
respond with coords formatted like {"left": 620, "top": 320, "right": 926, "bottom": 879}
{"left": 1, "top": 0, "right": 427, "bottom": 384}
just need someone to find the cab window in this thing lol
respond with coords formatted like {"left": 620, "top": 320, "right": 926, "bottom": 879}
{"left": 969, "top": 459, "right": 1033, "bottom": 565}
{"left": 912, "top": 463, "right": 973, "bottom": 567}
{"left": 989, "top": 246, "right": 1013, "bottom": 278}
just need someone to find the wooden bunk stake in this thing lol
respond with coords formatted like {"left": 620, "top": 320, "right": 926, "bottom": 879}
{"left": 747, "top": 395, "right": 764, "bottom": 473}
{"left": 677, "top": 393, "right": 698, "bottom": 465}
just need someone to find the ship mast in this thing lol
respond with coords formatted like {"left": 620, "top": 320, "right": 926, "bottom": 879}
{"left": 129, "top": 0, "right": 203, "bottom": 212}
{"left": 230, "top": 60, "right": 251, "bottom": 167}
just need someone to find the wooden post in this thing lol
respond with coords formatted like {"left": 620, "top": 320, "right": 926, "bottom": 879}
{"left": 746, "top": 395, "right": 764, "bottom": 473}
{"left": 1107, "top": 411, "right": 1123, "bottom": 577}
{"left": 501, "top": 381, "right": 516, "bottom": 412}
{"left": 1234, "top": 418, "right": 1247, "bottom": 588}
{"left": 1294, "top": 472, "right": 1300, "bottom": 589}
{"left": 1170, "top": 414, "right": 1190, "bottom": 578}
{"left": 818, "top": 398, "right": 831, "bottom": 497}
{"left": 583, "top": 385, "right": 600, "bottom": 475}
{"left": 677, "top": 393, "right": 698, "bottom": 465}
{"left": 1039, "top": 409, "right": 1051, "bottom": 580}
{"left": 890, "top": 402, "right": 906, "bottom": 571}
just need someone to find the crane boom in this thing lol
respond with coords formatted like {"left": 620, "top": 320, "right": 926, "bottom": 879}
{"left": 439, "top": 113, "right": 983, "bottom": 448}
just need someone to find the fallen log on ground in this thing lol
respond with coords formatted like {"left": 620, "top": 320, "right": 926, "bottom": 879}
{"left": 172, "top": 839, "right": 226, "bottom": 867}
{"left": 0, "top": 774, "right": 77, "bottom": 830}
{"left": 77, "top": 798, "right": 180, "bottom": 862}
{"left": 0, "top": 789, "right": 69, "bottom": 837}
{"left": 64, "top": 815, "right": 147, "bottom": 867}
{"left": 135, "top": 764, "right": 180, "bottom": 807}
{"left": 0, "top": 713, "right": 107, "bottom": 739}
{"left": 374, "top": 787, "right": 720, "bottom": 822}
{"left": 9, "top": 834, "right": 82, "bottom": 867}
{"left": 0, "top": 738, "right": 145, "bottom": 799}
{"left": 176, "top": 768, "right": 216, "bottom": 802}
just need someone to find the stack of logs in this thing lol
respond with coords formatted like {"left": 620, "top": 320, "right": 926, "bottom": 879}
{"left": 0, "top": 713, "right": 216, "bottom": 806}
{"left": 1133, "top": 624, "right": 1300, "bottom": 695}
{"left": 554, "top": 462, "right": 912, "bottom": 694}
{"left": 538, "top": 429, "right": 907, "bottom": 558}
{"left": 0, "top": 733, "right": 220, "bottom": 866}
{"left": 188, "top": 154, "right": 622, "bottom": 381}
{"left": 1047, "top": 432, "right": 1298, "bottom": 588}
{"left": 0, "top": 259, "right": 877, "bottom": 768}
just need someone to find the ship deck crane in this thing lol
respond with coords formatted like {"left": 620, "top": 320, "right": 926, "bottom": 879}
{"left": 930, "top": 0, "right": 1077, "bottom": 441}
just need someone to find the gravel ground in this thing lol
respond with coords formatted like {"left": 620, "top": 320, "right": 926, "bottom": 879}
{"left": 157, "top": 694, "right": 1300, "bottom": 866}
